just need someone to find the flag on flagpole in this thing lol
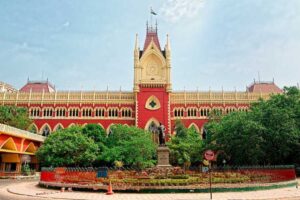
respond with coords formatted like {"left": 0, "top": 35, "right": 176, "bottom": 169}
{"left": 151, "top": 8, "right": 157, "bottom": 15}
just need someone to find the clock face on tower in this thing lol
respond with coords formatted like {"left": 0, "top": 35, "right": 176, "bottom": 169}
{"left": 138, "top": 50, "right": 167, "bottom": 85}
{"left": 146, "top": 61, "right": 159, "bottom": 77}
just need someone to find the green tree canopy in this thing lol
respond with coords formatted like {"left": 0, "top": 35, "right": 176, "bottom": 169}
{"left": 82, "top": 124, "right": 106, "bottom": 143}
{"left": 101, "top": 124, "right": 157, "bottom": 169}
{"left": 0, "top": 105, "right": 32, "bottom": 130}
{"left": 168, "top": 121, "right": 204, "bottom": 166}
{"left": 36, "top": 126, "right": 98, "bottom": 167}
{"left": 205, "top": 86, "right": 300, "bottom": 166}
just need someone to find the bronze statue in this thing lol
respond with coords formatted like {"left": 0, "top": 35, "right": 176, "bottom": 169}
{"left": 158, "top": 122, "right": 165, "bottom": 146}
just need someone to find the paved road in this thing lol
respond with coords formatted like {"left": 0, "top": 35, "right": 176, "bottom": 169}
{"left": 0, "top": 179, "right": 54, "bottom": 200}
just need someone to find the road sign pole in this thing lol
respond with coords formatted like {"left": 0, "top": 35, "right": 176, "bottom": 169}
{"left": 203, "top": 150, "right": 215, "bottom": 200}
{"left": 209, "top": 162, "right": 212, "bottom": 200}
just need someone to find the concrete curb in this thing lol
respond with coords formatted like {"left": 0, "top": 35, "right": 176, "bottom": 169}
{"left": 7, "top": 187, "right": 88, "bottom": 200}
{"left": 4, "top": 181, "right": 300, "bottom": 200}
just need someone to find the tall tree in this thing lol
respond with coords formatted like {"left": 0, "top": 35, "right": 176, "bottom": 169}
{"left": 0, "top": 106, "right": 32, "bottom": 130}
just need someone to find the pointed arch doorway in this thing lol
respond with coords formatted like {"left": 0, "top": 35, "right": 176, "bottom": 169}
{"left": 145, "top": 118, "right": 160, "bottom": 144}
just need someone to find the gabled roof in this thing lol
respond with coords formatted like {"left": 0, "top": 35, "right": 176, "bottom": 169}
{"left": 20, "top": 80, "right": 55, "bottom": 93}
{"left": 247, "top": 81, "right": 282, "bottom": 93}
{"left": 143, "top": 27, "right": 161, "bottom": 51}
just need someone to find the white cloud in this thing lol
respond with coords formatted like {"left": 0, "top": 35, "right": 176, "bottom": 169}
{"left": 63, "top": 21, "right": 70, "bottom": 27}
{"left": 160, "top": 0, "right": 204, "bottom": 23}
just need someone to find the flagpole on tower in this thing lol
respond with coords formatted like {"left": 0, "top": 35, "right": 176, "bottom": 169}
{"left": 150, "top": 7, "right": 153, "bottom": 28}
{"left": 149, "top": 7, "right": 157, "bottom": 30}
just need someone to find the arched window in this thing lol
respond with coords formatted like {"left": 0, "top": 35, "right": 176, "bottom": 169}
{"left": 145, "top": 118, "right": 160, "bottom": 144}
{"left": 225, "top": 107, "right": 236, "bottom": 114}
{"left": 187, "top": 107, "right": 197, "bottom": 117}
{"left": 56, "top": 107, "right": 66, "bottom": 117}
{"left": 173, "top": 108, "right": 184, "bottom": 117}
{"left": 212, "top": 107, "right": 223, "bottom": 115}
{"left": 107, "top": 124, "right": 115, "bottom": 135}
{"left": 30, "top": 108, "right": 40, "bottom": 117}
{"left": 43, "top": 108, "right": 53, "bottom": 117}
{"left": 54, "top": 124, "right": 64, "bottom": 132}
{"left": 69, "top": 108, "right": 79, "bottom": 117}
{"left": 82, "top": 108, "right": 92, "bottom": 117}
{"left": 41, "top": 125, "right": 51, "bottom": 137}
{"left": 188, "top": 123, "right": 200, "bottom": 133}
{"left": 108, "top": 108, "right": 118, "bottom": 117}
{"left": 95, "top": 108, "right": 105, "bottom": 117}
{"left": 28, "top": 124, "right": 38, "bottom": 134}
{"left": 121, "top": 108, "right": 132, "bottom": 117}
{"left": 200, "top": 107, "right": 211, "bottom": 117}
{"left": 238, "top": 107, "right": 248, "bottom": 112}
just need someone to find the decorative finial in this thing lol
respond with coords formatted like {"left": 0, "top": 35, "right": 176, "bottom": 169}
{"left": 166, "top": 34, "right": 171, "bottom": 51}
{"left": 146, "top": 21, "right": 148, "bottom": 31}
{"left": 135, "top": 33, "right": 139, "bottom": 50}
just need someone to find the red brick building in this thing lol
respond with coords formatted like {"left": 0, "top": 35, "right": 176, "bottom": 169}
{"left": 0, "top": 24, "right": 282, "bottom": 138}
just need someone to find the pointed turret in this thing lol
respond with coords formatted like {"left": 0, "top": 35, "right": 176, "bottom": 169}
{"left": 134, "top": 33, "right": 140, "bottom": 92}
{"left": 134, "top": 33, "right": 140, "bottom": 60}
{"left": 165, "top": 34, "right": 172, "bottom": 92}
{"left": 143, "top": 22, "right": 161, "bottom": 51}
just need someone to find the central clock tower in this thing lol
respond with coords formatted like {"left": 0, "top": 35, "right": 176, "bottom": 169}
{"left": 134, "top": 24, "right": 172, "bottom": 135}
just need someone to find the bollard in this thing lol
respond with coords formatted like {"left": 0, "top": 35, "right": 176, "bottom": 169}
{"left": 61, "top": 187, "right": 65, "bottom": 192}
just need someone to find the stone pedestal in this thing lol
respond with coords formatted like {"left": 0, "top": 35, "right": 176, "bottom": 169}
{"left": 157, "top": 146, "right": 171, "bottom": 167}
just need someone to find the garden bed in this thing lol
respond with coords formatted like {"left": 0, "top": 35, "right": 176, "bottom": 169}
{"left": 39, "top": 180, "right": 298, "bottom": 193}
{"left": 39, "top": 166, "right": 297, "bottom": 192}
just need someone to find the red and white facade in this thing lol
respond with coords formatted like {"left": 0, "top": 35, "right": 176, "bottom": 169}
{"left": 0, "top": 25, "right": 282, "bottom": 137}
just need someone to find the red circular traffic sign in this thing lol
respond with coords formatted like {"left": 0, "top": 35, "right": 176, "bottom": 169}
{"left": 204, "top": 150, "right": 215, "bottom": 161}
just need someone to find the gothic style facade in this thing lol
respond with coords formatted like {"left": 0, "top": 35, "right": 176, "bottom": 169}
{"left": 0, "top": 25, "right": 282, "bottom": 137}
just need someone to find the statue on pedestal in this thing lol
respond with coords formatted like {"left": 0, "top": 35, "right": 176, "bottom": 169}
{"left": 156, "top": 122, "right": 171, "bottom": 167}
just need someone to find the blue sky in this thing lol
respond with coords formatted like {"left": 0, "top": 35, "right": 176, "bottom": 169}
{"left": 0, "top": 0, "right": 299, "bottom": 91}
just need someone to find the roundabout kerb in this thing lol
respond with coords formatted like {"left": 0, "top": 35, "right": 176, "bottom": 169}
{"left": 39, "top": 165, "right": 297, "bottom": 193}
